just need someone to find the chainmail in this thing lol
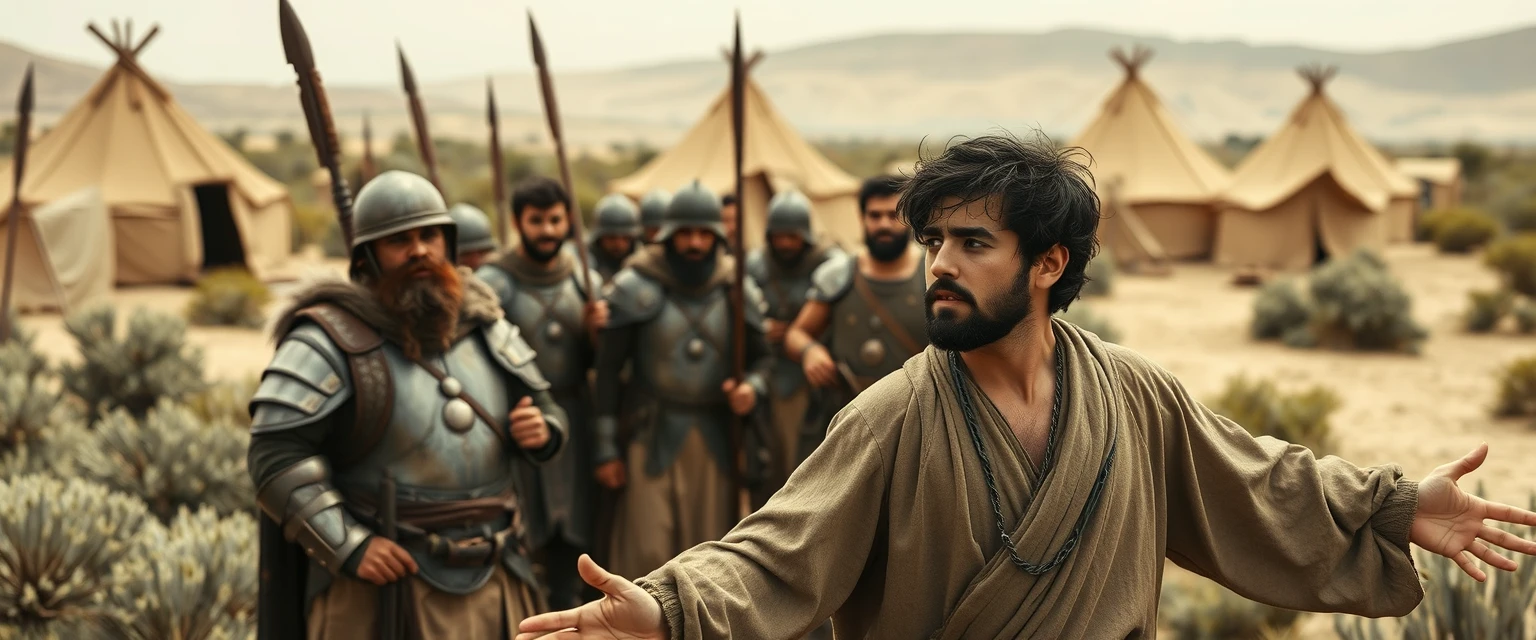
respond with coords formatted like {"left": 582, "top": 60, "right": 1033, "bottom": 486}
{"left": 946, "top": 347, "right": 1118, "bottom": 576}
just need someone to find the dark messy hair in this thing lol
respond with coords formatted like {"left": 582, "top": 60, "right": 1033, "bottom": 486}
{"left": 900, "top": 131, "right": 1101, "bottom": 314}
{"left": 858, "top": 175, "right": 905, "bottom": 214}
{"left": 721, "top": 193, "right": 738, "bottom": 207}
{"left": 511, "top": 175, "right": 571, "bottom": 222}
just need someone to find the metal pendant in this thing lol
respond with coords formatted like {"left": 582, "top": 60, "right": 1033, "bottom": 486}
{"left": 547, "top": 322, "right": 565, "bottom": 341}
{"left": 686, "top": 338, "right": 706, "bottom": 359}
{"left": 440, "top": 377, "right": 462, "bottom": 397}
{"left": 443, "top": 398, "right": 476, "bottom": 432}
{"left": 859, "top": 338, "right": 886, "bottom": 366}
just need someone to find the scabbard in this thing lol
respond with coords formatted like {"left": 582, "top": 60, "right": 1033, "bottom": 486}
{"left": 379, "top": 471, "right": 402, "bottom": 639}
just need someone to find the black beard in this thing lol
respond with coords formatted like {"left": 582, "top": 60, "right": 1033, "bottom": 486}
{"left": 665, "top": 243, "right": 719, "bottom": 288}
{"left": 522, "top": 235, "right": 565, "bottom": 264}
{"left": 771, "top": 245, "right": 807, "bottom": 268}
{"left": 866, "top": 230, "right": 911, "bottom": 262}
{"left": 924, "top": 273, "right": 1032, "bottom": 352}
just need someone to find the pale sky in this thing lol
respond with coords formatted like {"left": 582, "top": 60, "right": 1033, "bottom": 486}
{"left": 7, "top": 0, "right": 1536, "bottom": 85}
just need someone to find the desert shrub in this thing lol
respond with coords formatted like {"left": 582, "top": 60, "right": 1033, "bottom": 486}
{"left": 1504, "top": 196, "right": 1536, "bottom": 233}
{"left": 1209, "top": 375, "right": 1339, "bottom": 456}
{"left": 59, "top": 305, "right": 206, "bottom": 421}
{"left": 1159, "top": 577, "right": 1301, "bottom": 640}
{"left": 1251, "top": 279, "right": 1311, "bottom": 341}
{"left": 0, "top": 311, "right": 46, "bottom": 380}
{"left": 1336, "top": 492, "right": 1536, "bottom": 640}
{"left": 1417, "top": 208, "right": 1455, "bottom": 242}
{"left": 1494, "top": 355, "right": 1536, "bottom": 420}
{"left": 105, "top": 507, "right": 258, "bottom": 640}
{"left": 1056, "top": 304, "right": 1121, "bottom": 343}
{"left": 74, "top": 399, "right": 254, "bottom": 523}
{"left": 1081, "top": 251, "right": 1114, "bottom": 297}
{"left": 0, "top": 474, "right": 154, "bottom": 637}
{"left": 1430, "top": 208, "right": 1500, "bottom": 253}
{"left": 1306, "top": 250, "right": 1427, "bottom": 353}
{"left": 0, "top": 371, "right": 88, "bottom": 479}
{"left": 1486, "top": 233, "right": 1536, "bottom": 298}
{"left": 185, "top": 268, "right": 272, "bottom": 329}
{"left": 290, "top": 201, "right": 332, "bottom": 251}
{"left": 1515, "top": 298, "right": 1536, "bottom": 334}
{"left": 1463, "top": 289, "right": 1514, "bottom": 333}
{"left": 186, "top": 376, "right": 259, "bottom": 431}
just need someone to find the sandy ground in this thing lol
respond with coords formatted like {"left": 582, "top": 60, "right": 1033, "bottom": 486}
{"left": 13, "top": 242, "right": 1536, "bottom": 635}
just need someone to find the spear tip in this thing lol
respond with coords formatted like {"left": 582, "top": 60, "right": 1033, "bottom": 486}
{"left": 19, "top": 63, "right": 33, "bottom": 114}
{"left": 397, "top": 43, "right": 417, "bottom": 93}
{"left": 277, "top": 0, "right": 315, "bottom": 70}
{"left": 528, "top": 12, "right": 546, "bottom": 67}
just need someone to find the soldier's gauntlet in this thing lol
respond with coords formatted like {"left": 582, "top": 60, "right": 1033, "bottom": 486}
{"left": 257, "top": 456, "right": 372, "bottom": 575}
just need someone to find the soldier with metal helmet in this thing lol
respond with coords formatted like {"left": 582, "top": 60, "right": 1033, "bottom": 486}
{"left": 638, "top": 188, "right": 670, "bottom": 244}
{"left": 783, "top": 174, "right": 930, "bottom": 455}
{"left": 592, "top": 180, "right": 773, "bottom": 581}
{"left": 744, "top": 188, "right": 846, "bottom": 496}
{"left": 247, "top": 170, "right": 567, "bottom": 638}
{"left": 448, "top": 203, "right": 499, "bottom": 270}
{"left": 475, "top": 175, "right": 607, "bottom": 611}
{"left": 588, "top": 193, "right": 643, "bottom": 285}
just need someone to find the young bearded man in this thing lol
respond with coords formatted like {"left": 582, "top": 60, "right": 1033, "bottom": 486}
{"left": 516, "top": 135, "right": 1536, "bottom": 640}
{"left": 246, "top": 170, "right": 566, "bottom": 639}
{"left": 477, "top": 176, "right": 607, "bottom": 611}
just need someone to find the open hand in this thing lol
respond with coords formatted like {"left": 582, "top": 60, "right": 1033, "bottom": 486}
{"left": 1410, "top": 443, "right": 1536, "bottom": 581}
{"left": 515, "top": 554, "right": 665, "bottom": 640}
{"left": 510, "top": 397, "right": 551, "bottom": 450}
{"left": 354, "top": 537, "right": 419, "bottom": 586}
{"left": 802, "top": 344, "right": 837, "bottom": 388}
{"left": 722, "top": 379, "right": 757, "bottom": 416}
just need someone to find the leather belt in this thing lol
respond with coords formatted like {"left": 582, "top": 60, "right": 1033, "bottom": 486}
{"left": 399, "top": 525, "right": 514, "bottom": 568}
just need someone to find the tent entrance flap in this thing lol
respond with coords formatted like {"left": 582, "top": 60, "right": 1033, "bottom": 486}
{"left": 194, "top": 183, "right": 246, "bottom": 269}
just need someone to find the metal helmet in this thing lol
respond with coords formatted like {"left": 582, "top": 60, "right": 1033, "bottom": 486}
{"left": 448, "top": 203, "right": 497, "bottom": 255}
{"left": 593, "top": 194, "right": 642, "bottom": 238}
{"left": 349, "top": 170, "right": 456, "bottom": 270}
{"left": 657, "top": 180, "right": 725, "bottom": 242}
{"left": 639, "top": 189, "right": 671, "bottom": 230}
{"left": 766, "top": 189, "right": 815, "bottom": 242}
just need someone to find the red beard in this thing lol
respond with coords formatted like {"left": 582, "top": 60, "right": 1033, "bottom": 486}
{"left": 373, "top": 254, "right": 464, "bottom": 360}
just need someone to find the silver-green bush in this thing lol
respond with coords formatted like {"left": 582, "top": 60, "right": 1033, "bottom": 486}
{"left": 1307, "top": 250, "right": 1427, "bottom": 353}
{"left": 106, "top": 507, "right": 257, "bottom": 640}
{"left": 59, "top": 306, "right": 206, "bottom": 420}
{"left": 1251, "top": 279, "right": 1311, "bottom": 341}
{"left": 74, "top": 400, "right": 254, "bottom": 523}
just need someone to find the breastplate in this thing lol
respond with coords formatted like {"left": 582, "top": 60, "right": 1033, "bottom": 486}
{"left": 505, "top": 276, "right": 587, "bottom": 390}
{"left": 830, "top": 269, "right": 928, "bottom": 379}
{"left": 762, "top": 266, "right": 816, "bottom": 322}
{"left": 332, "top": 335, "right": 513, "bottom": 501}
{"left": 635, "top": 287, "right": 732, "bottom": 402}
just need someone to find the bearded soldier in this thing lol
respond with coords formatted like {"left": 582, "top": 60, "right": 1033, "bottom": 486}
{"left": 744, "top": 189, "right": 846, "bottom": 494}
{"left": 590, "top": 180, "right": 773, "bottom": 581}
{"left": 476, "top": 175, "right": 607, "bottom": 611}
{"left": 588, "top": 194, "right": 643, "bottom": 286}
{"left": 784, "top": 175, "right": 928, "bottom": 454}
{"left": 518, "top": 134, "right": 1536, "bottom": 640}
{"left": 247, "top": 170, "right": 565, "bottom": 639}
{"left": 638, "top": 189, "right": 670, "bottom": 244}
{"left": 449, "top": 203, "right": 499, "bottom": 270}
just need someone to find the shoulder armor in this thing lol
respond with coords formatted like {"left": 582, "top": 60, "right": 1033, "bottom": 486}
{"left": 250, "top": 323, "right": 354, "bottom": 434}
{"left": 603, "top": 267, "right": 666, "bottom": 328}
{"left": 817, "top": 244, "right": 850, "bottom": 268}
{"left": 744, "top": 248, "right": 770, "bottom": 285}
{"left": 483, "top": 319, "right": 552, "bottom": 392}
{"left": 743, "top": 278, "right": 769, "bottom": 332}
{"left": 808, "top": 252, "right": 856, "bottom": 304}
{"left": 474, "top": 263, "right": 518, "bottom": 307}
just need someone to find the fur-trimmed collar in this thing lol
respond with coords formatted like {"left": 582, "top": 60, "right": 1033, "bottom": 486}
{"left": 269, "top": 266, "right": 504, "bottom": 344}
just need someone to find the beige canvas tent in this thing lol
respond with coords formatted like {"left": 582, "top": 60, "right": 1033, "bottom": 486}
{"left": 610, "top": 56, "right": 863, "bottom": 251}
{"left": 1071, "top": 47, "right": 1231, "bottom": 261}
{"left": 1395, "top": 157, "right": 1463, "bottom": 212}
{"left": 0, "top": 187, "right": 114, "bottom": 313}
{"left": 1213, "top": 66, "right": 1418, "bottom": 271}
{"left": 0, "top": 22, "right": 293, "bottom": 286}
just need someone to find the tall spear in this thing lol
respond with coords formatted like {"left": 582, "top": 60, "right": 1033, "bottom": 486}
{"left": 527, "top": 12, "right": 594, "bottom": 298}
{"left": 279, "top": 0, "right": 354, "bottom": 250}
{"left": 0, "top": 64, "right": 34, "bottom": 343}
{"left": 486, "top": 77, "right": 510, "bottom": 246}
{"left": 360, "top": 111, "right": 377, "bottom": 184}
{"left": 396, "top": 43, "right": 443, "bottom": 196}
{"left": 728, "top": 12, "right": 751, "bottom": 519}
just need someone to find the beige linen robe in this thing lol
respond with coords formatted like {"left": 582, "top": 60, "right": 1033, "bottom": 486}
{"left": 634, "top": 318, "right": 1423, "bottom": 639}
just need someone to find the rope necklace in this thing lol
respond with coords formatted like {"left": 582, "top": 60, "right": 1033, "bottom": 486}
{"left": 946, "top": 346, "right": 1118, "bottom": 575}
